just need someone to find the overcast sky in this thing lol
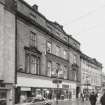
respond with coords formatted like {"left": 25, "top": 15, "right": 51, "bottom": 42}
{"left": 24, "top": 0, "right": 105, "bottom": 72}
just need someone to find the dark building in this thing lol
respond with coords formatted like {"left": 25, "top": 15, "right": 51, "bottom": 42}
{"left": 80, "top": 53, "right": 102, "bottom": 93}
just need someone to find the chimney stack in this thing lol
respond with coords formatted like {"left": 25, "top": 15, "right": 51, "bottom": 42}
{"left": 32, "top": 4, "right": 38, "bottom": 11}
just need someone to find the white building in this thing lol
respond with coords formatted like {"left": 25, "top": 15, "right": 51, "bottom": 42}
{"left": 80, "top": 53, "right": 102, "bottom": 92}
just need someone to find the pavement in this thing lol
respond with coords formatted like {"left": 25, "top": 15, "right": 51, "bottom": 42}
{"left": 15, "top": 98, "right": 101, "bottom": 105}
{"left": 52, "top": 99, "right": 92, "bottom": 105}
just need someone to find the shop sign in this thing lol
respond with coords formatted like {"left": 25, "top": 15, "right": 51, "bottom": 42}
{"left": 52, "top": 79, "right": 62, "bottom": 84}
{"left": 95, "top": 86, "right": 101, "bottom": 90}
{"left": 62, "top": 84, "right": 69, "bottom": 89}
{"left": 21, "top": 87, "right": 31, "bottom": 91}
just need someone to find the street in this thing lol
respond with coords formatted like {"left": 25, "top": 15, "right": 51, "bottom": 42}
{"left": 52, "top": 99, "right": 98, "bottom": 105}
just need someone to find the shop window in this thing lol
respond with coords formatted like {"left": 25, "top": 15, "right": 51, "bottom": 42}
{"left": 47, "top": 41, "right": 52, "bottom": 53}
{"left": 0, "top": 90, "right": 7, "bottom": 105}
{"left": 30, "top": 32, "right": 36, "bottom": 47}
{"left": 47, "top": 61, "right": 52, "bottom": 77}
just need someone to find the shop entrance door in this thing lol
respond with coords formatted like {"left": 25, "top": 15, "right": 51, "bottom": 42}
{"left": 0, "top": 89, "right": 7, "bottom": 105}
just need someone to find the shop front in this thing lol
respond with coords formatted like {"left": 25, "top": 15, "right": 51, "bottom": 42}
{"left": 15, "top": 75, "right": 77, "bottom": 103}
{"left": 0, "top": 89, "right": 7, "bottom": 105}
{"left": 0, "top": 85, "right": 14, "bottom": 105}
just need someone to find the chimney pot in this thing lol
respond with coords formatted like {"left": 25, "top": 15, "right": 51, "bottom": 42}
{"left": 32, "top": 4, "right": 38, "bottom": 11}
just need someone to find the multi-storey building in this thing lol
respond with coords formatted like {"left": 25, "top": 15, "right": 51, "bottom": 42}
{"left": 0, "top": 0, "right": 16, "bottom": 105}
{"left": 80, "top": 53, "right": 102, "bottom": 93}
{"left": 15, "top": 0, "right": 81, "bottom": 103}
{"left": 0, "top": 0, "right": 103, "bottom": 105}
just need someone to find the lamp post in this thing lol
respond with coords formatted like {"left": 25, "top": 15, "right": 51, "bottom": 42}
{"left": 52, "top": 66, "right": 62, "bottom": 105}
{"left": 56, "top": 68, "right": 59, "bottom": 105}
{"left": 85, "top": 75, "right": 90, "bottom": 100}
{"left": 86, "top": 76, "right": 89, "bottom": 93}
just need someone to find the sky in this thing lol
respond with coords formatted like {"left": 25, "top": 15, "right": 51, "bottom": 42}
{"left": 24, "top": 0, "right": 105, "bottom": 72}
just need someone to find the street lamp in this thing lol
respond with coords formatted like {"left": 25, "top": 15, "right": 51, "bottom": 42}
{"left": 85, "top": 75, "right": 90, "bottom": 100}
{"left": 52, "top": 66, "right": 62, "bottom": 105}
{"left": 56, "top": 68, "right": 59, "bottom": 105}
{"left": 86, "top": 76, "right": 89, "bottom": 92}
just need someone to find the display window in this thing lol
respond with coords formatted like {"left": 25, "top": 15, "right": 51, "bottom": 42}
{"left": 0, "top": 90, "right": 7, "bottom": 105}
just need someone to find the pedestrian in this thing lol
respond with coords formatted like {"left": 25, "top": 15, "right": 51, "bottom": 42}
{"left": 89, "top": 91, "right": 97, "bottom": 105}
{"left": 100, "top": 88, "right": 105, "bottom": 105}
{"left": 81, "top": 92, "right": 84, "bottom": 102}
{"left": 96, "top": 91, "right": 102, "bottom": 105}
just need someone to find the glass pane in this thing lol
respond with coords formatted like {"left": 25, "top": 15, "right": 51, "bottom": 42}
{"left": 26, "top": 55, "right": 30, "bottom": 73}
{"left": 47, "top": 42, "right": 51, "bottom": 53}
{"left": 30, "top": 56, "right": 37, "bottom": 74}
{"left": 30, "top": 32, "right": 36, "bottom": 47}
{"left": 0, "top": 90, "right": 7, "bottom": 105}
{"left": 47, "top": 62, "right": 52, "bottom": 76}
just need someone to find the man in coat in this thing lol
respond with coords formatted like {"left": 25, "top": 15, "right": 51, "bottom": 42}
{"left": 100, "top": 88, "right": 105, "bottom": 105}
{"left": 89, "top": 91, "right": 97, "bottom": 105}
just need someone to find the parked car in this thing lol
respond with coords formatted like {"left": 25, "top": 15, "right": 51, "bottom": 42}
{"left": 16, "top": 97, "right": 52, "bottom": 105}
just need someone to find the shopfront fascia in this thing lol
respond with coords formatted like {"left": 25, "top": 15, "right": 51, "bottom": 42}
{"left": 15, "top": 75, "right": 76, "bottom": 103}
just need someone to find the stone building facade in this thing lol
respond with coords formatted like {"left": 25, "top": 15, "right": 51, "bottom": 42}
{"left": 0, "top": 0, "right": 16, "bottom": 105}
{"left": 15, "top": 0, "right": 81, "bottom": 103}
{"left": 80, "top": 53, "right": 102, "bottom": 93}
{"left": 0, "top": 0, "right": 103, "bottom": 105}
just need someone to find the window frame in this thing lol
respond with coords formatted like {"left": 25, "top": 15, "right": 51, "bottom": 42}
{"left": 47, "top": 61, "right": 52, "bottom": 77}
{"left": 30, "top": 31, "right": 37, "bottom": 47}
{"left": 56, "top": 45, "right": 60, "bottom": 56}
{"left": 46, "top": 41, "right": 52, "bottom": 53}
{"left": 25, "top": 51, "right": 40, "bottom": 75}
{"left": 63, "top": 49, "right": 68, "bottom": 59}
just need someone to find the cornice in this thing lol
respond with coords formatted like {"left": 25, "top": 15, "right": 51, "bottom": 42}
{"left": 80, "top": 52, "right": 102, "bottom": 68}
{"left": 24, "top": 46, "right": 42, "bottom": 56}
{"left": 16, "top": 0, "right": 80, "bottom": 51}
{"left": 18, "top": 0, "right": 47, "bottom": 20}
{"left": 16, "top": 11, "right": 81, "bottom": 53}
{"left": 46, "top": 52, "right": 69, "bottom": 64}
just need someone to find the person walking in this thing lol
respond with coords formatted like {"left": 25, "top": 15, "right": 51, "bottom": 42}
{"left": 81, "top": 92, "right": 84, "bottom": 102}
{"left": 89, "top": 91, "right": 97, "bottom": 105}
{"left": 100, "top": 89, "right": 105, "bottom": 105}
